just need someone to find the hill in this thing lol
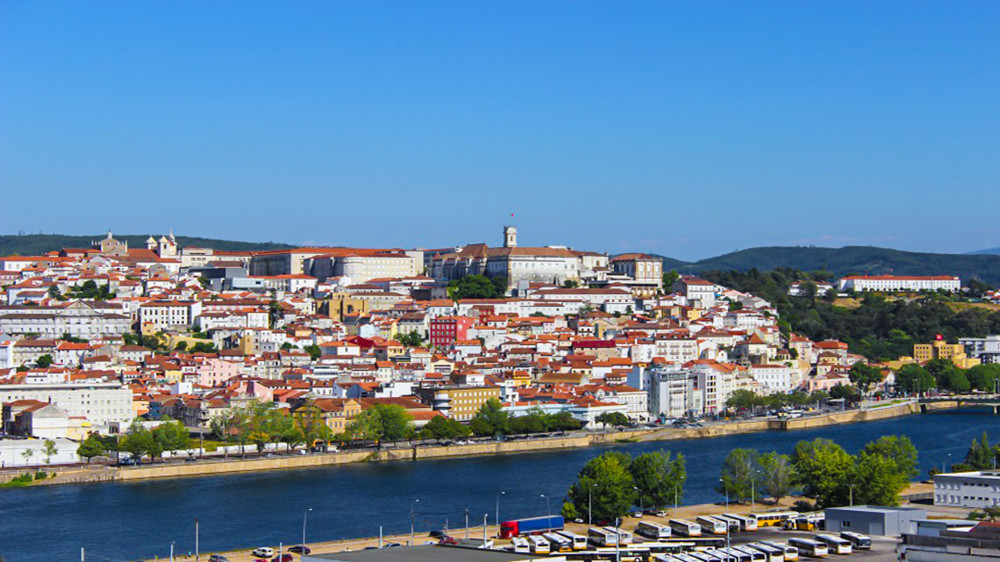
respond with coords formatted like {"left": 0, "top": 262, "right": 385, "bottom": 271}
{"left": 969, "top": 247, "right": 1000, "bottom": 255}
{"left": 0, "top": 234, "right": 294, "bottom": 256}
{"left": 653, "top": 246, "right": 1000, "bottom": 285}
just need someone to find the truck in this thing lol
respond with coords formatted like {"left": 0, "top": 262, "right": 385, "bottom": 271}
{"left": 499, "top": 515, "right": 565, "bottom": 538}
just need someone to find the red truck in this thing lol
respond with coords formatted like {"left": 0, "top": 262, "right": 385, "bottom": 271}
{"left": 499, "top": 515, "right": 565, "bottom": 538}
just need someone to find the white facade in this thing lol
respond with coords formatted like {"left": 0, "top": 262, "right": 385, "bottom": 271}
{"left": 838, "top": 275, "right": 961, "bottom": 293}
{"left": 0, "top": 382, "right": 133, "bottom": 427}
{"left": 139, "top": 300, "right": 202, "bottom": 330}
{"left": 934, "top": 471, "right": 1000, "bottom": 508}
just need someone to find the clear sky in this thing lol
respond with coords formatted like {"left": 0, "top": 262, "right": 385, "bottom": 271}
{"left": 2, "top": 1, "right": 998, "bottom": 260}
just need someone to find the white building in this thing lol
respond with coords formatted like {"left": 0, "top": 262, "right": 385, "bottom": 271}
{"left": 934, "top": 470, "right": 1000, "bottom": 508}
{"left": 838, "top": 275, "right": 961, "bottom": 293}
{"left": 0, "top": 381, "right": 134, "bottom": 428}
{"left": 139, "top": 300, "right": 202, "bottom": 331}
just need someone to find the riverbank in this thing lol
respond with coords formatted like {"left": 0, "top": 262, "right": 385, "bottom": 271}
{"left": 1, "top": 400, "right": 932, "bottom": 487}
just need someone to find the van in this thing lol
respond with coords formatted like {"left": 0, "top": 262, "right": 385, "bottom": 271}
{"left": 251, "top": 547, "right": 274, "bottom": 558}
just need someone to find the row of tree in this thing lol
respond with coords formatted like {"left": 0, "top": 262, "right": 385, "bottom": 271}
{"left": 469, "top": 399, "right": 583, "bottom": 437}
{"left": 561, "top": 435, "right": 918, "bottom": 521}
{"left": 563, "top": 450, "right": 687, "bottom": 522}
{"left": 895, "top": 361, "right": 1000, "bottom": 395}
{"left": 76, "top": 419, "right": 190, "bottom": 463}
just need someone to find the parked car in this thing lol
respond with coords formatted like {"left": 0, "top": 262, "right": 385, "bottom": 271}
{"left": 208, "top": 556, "right": 230, "bottom": 562}
{"left": 428, "top": 530, "right": 447, "bottom": 538}
{"left": 251, "top": 547, "right": 274, "bottom": 558}
{"left": 384, "top": 542, "right": 402, "bottom": 548}
{"left": 288, "top": 545, "right": 311, "bottom": 554}
{"left": 271, "top": 555, "right": 294, "bottom": 562}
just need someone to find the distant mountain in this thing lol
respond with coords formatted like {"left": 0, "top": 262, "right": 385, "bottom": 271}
{"left": 652, "top": 246, "right": 1000, "bottom": 285}
{"left": 0, "top": 234, "right": 294, "bottom": 256}
{"left": 968, "top": 247, "right": 1000, "bottom": 256}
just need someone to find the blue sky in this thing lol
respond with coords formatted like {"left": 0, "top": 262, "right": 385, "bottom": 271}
{"left": 2, "top": 1, "right": 998, "bottom": 260}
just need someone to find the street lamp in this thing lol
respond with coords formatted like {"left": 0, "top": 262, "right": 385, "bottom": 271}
{"left": 302, "top": 508, "right": 312, "bottom": 551}
{"left": 541, "top": 494, "right": 551, "bottom": 521}
{"left": 410, "top": 499, "right": 420, "bottom": 546}
{"left": 720, "top": 478, "right": 729, "bottom": 508}
{"left": 588, "top": 483, "right": 597, "bottom": 527}
{"left": 496, "top": 491, "right": 505, "bottom": 537}
{"left": 849, "top": 483, "right": 855, "bottom": 507}
{"left": 634, "top": 486, "right": 643, "bottom": 515}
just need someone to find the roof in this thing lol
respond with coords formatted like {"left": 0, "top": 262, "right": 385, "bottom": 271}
{"left": 307, "top": 545, "right": 533, "bottom": 562}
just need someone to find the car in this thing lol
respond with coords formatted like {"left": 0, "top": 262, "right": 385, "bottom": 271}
{"left": 288, "top": 545, "right": 311, "bottom": 554}
{"left": 428, "top": 530, "right": 447, "bottom": 538}
{"left": 438, "top": 536, "right": 458, "bottom": 545}
{"left": 384, "top": 542, "right": 402, "bottom": 548}
{"left": 633, "top": 511, "right": 643, "bottom": 518}
{"left": 251, "top": 547, "right": 274, "bottom": 558}
{"left": 271, "top": 555, "right": 294, "bottom": 562}
{"left": 208, "top": 556, "right": 230, "bottom": 562}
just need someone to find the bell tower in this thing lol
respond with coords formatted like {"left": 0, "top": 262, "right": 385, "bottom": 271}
{"left": 503, "top": 225, "right": 518, "bottom": 248}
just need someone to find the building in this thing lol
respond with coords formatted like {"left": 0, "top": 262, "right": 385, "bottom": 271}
{"left": 935, "top": 470, "right": 1000, "bottom": 508}
{"left": 960, "top": 335, "right": 1000, "bottom": 364}
{"left": 139, "top": 300, "right": 203, "bottom": 331}
{"left": 0, "top": 382, "right": 133, "bottom": 429}
{"left": 899, "top": 520, "right": 1000, "bottom": 562}
{"left": 250, "top": 247, "right": 422, "bottom": 283}
{"left": 416, "top": 385, "right": 502, "bottom": 421}
{"left": 0, "top": 302, "right": 132, "bottom": 338}
{"left": 838, "top": 275, "right": 961, "bottom": 293}
{"left": 304, "top": 545, "right": 534, "bottom": 562}
{"left": 824, "top": 505, "right": 926, "bottom": 536}
{"left": 913, "top": 340, "right": 981, "bottom": 369}
{"left": 429, "top": 316, "right": 474, "bottom": 347}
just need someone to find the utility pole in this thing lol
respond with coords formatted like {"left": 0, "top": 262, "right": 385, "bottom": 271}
{"left": 302, "top": 508, "right": 312, "bottom": 551}
{"left": 849, "top": 483, "right": 855, "bottom": 506}
{"left": 483, "top": 514, "right": 488, "bottom": 545}
{"left": 410, "top": 499, "right": 420, "bottom": 546}
{"left": 195, "top": 518, "right": 200, "bottom": 562}
{"left": 465, "top": 508, "right": 470, "bottom": 539}
{"left": 615, "top": 517, "right": 621, "bottom": 562}
{"left": 170, "top": 541, "right": 175, "bottom": 562}
{"left": 720, "top": 478, "right": 729, "bottom": 508}
{"left": 495, "top": 491, "right": 504, "bottom": 538}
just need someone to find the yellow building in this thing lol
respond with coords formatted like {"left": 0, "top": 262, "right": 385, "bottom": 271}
{"left": 327, "top": 293, "right": 369, "bottom": 322}
{"left": 417, "top": 385, "right": 502, "bottom": 422}
{"left": 913, "top": 341, "right": 981, "bottom": 369}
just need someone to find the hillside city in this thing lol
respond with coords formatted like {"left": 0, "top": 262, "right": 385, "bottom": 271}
{"left": 1, "top": 227, "right": 998, "bottom": 471}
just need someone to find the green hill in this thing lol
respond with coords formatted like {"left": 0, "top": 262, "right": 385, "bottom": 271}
{"left": 653, "top": 246, "right": 1000, "bottom": 285}
{"left": 0, "top": 234, "right": 294, "bottom": 256}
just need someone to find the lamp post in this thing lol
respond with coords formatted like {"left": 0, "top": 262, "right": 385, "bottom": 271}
{"left": 496, "top": 491, "right": 505, "bottom": 537}
{"left": 849, "top": 483, "right": 855, "bottom": 506}
{"left": 302, "top": 508, "right": 312, "bottom": 551}
{"left": 410, "top": 499, "right": 420, "bottom": 546}
{"left": 541, "top": 494, "right": 551, "bottom": 521}
{"left": 634, "top": 486, "right": 643, "bottom": 516}
{"left": 588, "top": 484, "right": 595, "bottom": 527}
{"left": 720, "top": 478, "right": 729, "bottom": 508}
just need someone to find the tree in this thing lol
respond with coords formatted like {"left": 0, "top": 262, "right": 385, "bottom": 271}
{"left": 849, "top": 363, "right": 883, "bottom": 391}
{"left": 758, "top": 452, "right": 794, "bottom": 503}
{"left": 303, "top": 344, "right": 322, "bottom": 361}
{"left": 36, "top": 354, "right": 53, "bottom": 368}
{"left": 791, "top": 438, "right": 854, "bottom": 508}
{"left": 77, "top": 434, "right": 105, "bottom": 463}
{"left": 420, "top": 415, "right": 471, "bottom": 440}
{"left": 397, "top": 331, "right": 424, "bottom": 347}
{"left": 829, "top": 383, "right": 861, "bottom": 405}
{"left": 448, "top": 275, "right": 505, "bottom": 300}
{"left": 566, "top": 451, "right": 636, "bottom": 522}
{"left": 895, "top": 364, "right": 936, "bottom": 395}
{"left": 470, "top": 398, "right": 509, "bottom": 436}
{"left": 291, "top": 401, "right": 334, "bottom": 449}
{"left": 719, "top": 449, "right": 761, "bottom": 504}
{"left": 662, "top": 270, "right": 680, "bottom": 291}
{"left": 346, "top": 404, "right": 413, "bottom": 443}
{"left": 851, "top": 451, "right": 908, "bottom": 506}
{"left": 153, "top": 419, "right": 190, "bottom": 457}
{"left": 121, "top": 424, "right": 161, "bottom": 463}
{"left": 726, "top": 389, "right": 759, "bottom": 412}
{"left": 21, "top": 447, "right": 35, "bottom": 466}
{"left": 962, "top": 432, "right": 997, "bottom": 471}
{"left": 630, "top": 451, "right": 686, "bottom": 510}
{"left": 862, "top": 435, "right": 919, "bottom": 481}
{"left": 944, "top": 369, "right": 972, "bottom": 393}
{"left": 967, "top": 364, "right": 1000, "bottom": 392}
{"left": 595, "top": 412, "right": 630, "bottom": 430}
{"left": 42, "top": 440, "right": 58, "bottom": 466}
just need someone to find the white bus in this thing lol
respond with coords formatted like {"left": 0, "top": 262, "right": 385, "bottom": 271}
{"left": 746, "top": 542, "right": 785, "bottom": 562}
{"left": 527, "top": 535, "right": 550, "bottom": 554}
{"left": 511, "top": 537, "right": 530, "bottom": 553}
{"left": 732, "top": 545, "right": 767, "bottom": 562}
{"left": 838, "top": 532, "right": 871, "bottom": 550}
{"left": 557, "top": 530, "right": 589, "bottom": 550}
{"left": 696, "top": 516, "right": 729, "bottom": 535}
{"left": 813, "top": 535, "right": 851, "bottom": 555}
{"left": 718, "top": 548, "right": 753, "bottom": 562}
{"left": 543, "top": 532, "right": 573, "bottom": 553}
{"left": 604, "top": 525, "right": 633, "bottom": 544}
{"left": 723, "top": 513, "right": 758, "bottom": 531}
{"left": 761, "top": 541, "right": 798, "bottom": 561}
{"left": 589, "top": 526, "right": 619, "bottom": 547}
{"left": 712, "top": 514, "right": 743, "bottom": 533}
{"left": 669, "top": 519, "right": 703, "bottom": 537}
{"left": 636, "top": 521, "right": 673, "bottom": 540}
{"left": 787, "top": 538, "right": 828, "bottom": 558}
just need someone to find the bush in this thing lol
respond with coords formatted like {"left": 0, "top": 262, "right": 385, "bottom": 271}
{"left": 792, "top": 499, "right": 815, "bottom": 512}
{"left": 34, "top": 471, "right": 48, "bottom": 480}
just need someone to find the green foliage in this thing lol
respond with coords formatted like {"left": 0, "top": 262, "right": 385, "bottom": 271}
{"left": 36, "top": 354, "right": 53, "bottom": 368}
{"left": 470, "top": 398, "right": 510, "bottom": 437}
{"left": 757, "top": 452, "right": 794, "bottom": 503}
{"left": 849, "top": 363, "right": 883, "bottom": 390}
{"left": 719, "top": 448, "right": 762, "bottom": 503}
{"left": 189, "top": 341, "right": 218, "bottom": 354}
{"left": 397, "top": 331, "right": 424, "bottom": 347}
{"left": 419, "top": 415, "right": 471, "bottom": 440}
{"left": 303, "top": 345, "right": 322, "bottom": 360}
{"left": 791, "top": 438, "right": 855, "bottom": 508}
{"left": 447, "top": 275, "right": 508, "bottom": 300}
{"left": 566, "top": 451, "right": 637, "bottom": 522}
{"left": 41, "top": 439, "right": 58, "bottom": 465}
{"left": 962, "top": 432, "right": 999, "bottom": 471}
{"left": 76, "top": 434, "right": 106, "bottom": 463}
{"left": 829, "top": 384, "right": 862, "bottom": 404}
{"left": 595, "top": 412, "right": 631, "bottom": 429}
{"left": 0, "top": 234, "right": 293, "bottom": 257}
{"left": 895, "top": 364, "right": 936, "bottom": 394}
{"left": 792, "top": 435, "right": 916, "bottom": 508}
{"left": 630, "top": 451, "right": 687, "bottom": 510}
{"left": 662, "top": 270, "right": 680, "bottom": 290}
{"left": 67, "top": 279, "right": 115, "bottom": 300}
{"left": 967, "top": 364, "right": 1000, "bottom": 392}
{"left": 347, "top": 404, "right": 413, "bottom": 442}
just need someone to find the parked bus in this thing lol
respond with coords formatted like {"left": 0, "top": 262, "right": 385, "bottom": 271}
{"left": 544, "top": 532, "right": 573, "bottom": 553}
{"left": 787, "top": 538, "right": 828, "bottom": 558}
{"left": 604, "top": 525, "right": 633, "bottom": 544}
{"left": 557, "top": 530, "right": 589, "bottom": 550}
{"left": 761, "top": 541, "right": 798, "bottom": 561}
{"left": 701, "top": 551, "right": 738, "bottom": 562}
{"left": 696, "top": 516, "right": 729, "bottom": 535}
{"left": 636, "top": 521, "right": 673, "bottom": 540}
{"left": 732, "top": 545, "right": 767, "bottom": 562}
{"left": 752, "top": 512, "right": 798, "bottom": 528}
{"left": 589, "top": 527, "right": 620, "bottom": 547}
{"left": 511, "top": 537, "right": 530, "bottom": 554}
{"left": 717, "top": 548, "right": 752, "bottom": 562}
{"left": 838, "top": 532, "right": 871, "bottom": 550}
{"left": 712, "top": 514, "right": 743, "bottom": 533}
{"left": 813, "top": 535, "right": 851, "bottom": 555}
{"left": 723, "top": 513, "right": 758, "bottom": 531}
{"left": 745, "top": 542, "right": 785, "bottom": 562}
{"left": 669, "top": 519, "right": 703, "bottom": 537}
{"left": 527, "top": 535, "right": 550, "bottom": 554}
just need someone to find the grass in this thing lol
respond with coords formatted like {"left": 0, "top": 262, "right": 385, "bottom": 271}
{"left": 946, "top": 302, "right": 1000, "bottom": 312}
{"left": 615, "top": 438, "right": 639, "bottom": 443}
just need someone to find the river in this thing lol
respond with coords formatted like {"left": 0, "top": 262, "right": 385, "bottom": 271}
{"left": 1, "top": 408, "right": 997, "bottom": 561}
